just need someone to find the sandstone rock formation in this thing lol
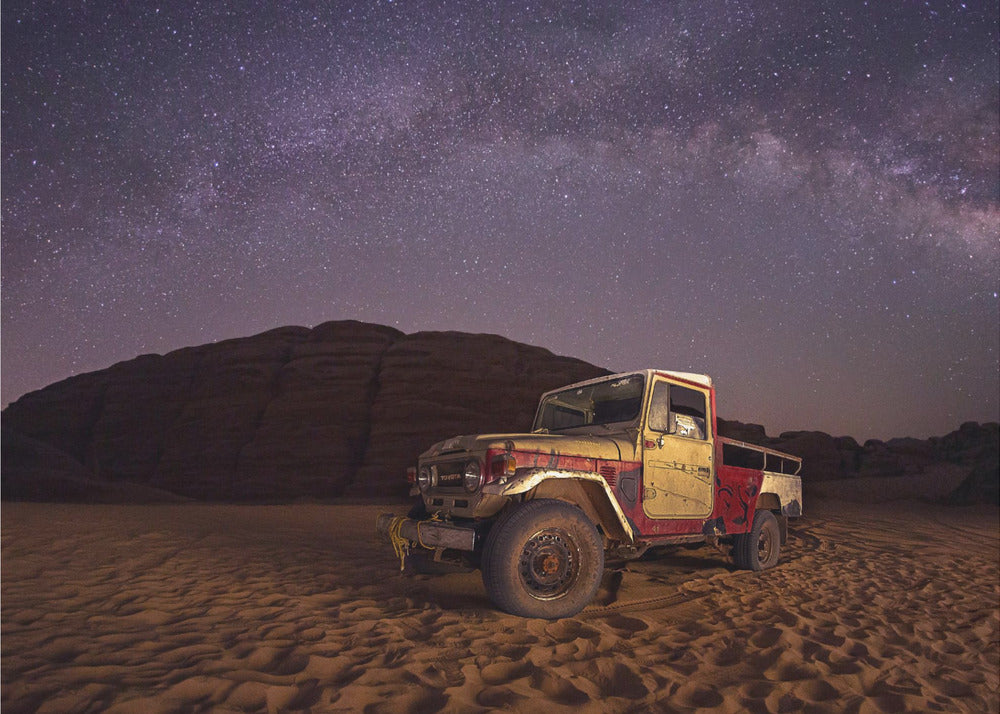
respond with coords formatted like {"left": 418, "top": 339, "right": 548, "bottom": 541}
{"left": 719, "top": 418, "right": 998, "bottom": 502}
{"left": 3, "top": 325, "right": 996, "bottom": 504}
{"left": 1, "top": 428, "right": 190, "bottom": 503}
{"left": 2, "top": 321, "right": 606, "bottom": 501}
{"left": 349, "top": 331, "right": 609, "bottom": 495}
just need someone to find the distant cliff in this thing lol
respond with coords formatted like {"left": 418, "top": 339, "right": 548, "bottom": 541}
{"left": 718, "top": 419, "right": 998, "bottom": 505}
{"left": 3, "top": 321, "right": 997, "bottom": 504}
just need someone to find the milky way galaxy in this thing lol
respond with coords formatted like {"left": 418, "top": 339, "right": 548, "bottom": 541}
{"left": 2, "top": 0, "right": 998, "bottom": 440}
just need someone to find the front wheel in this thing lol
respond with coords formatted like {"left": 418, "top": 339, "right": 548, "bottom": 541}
{"left": 481, "top": 499, "right": 604, "bottom": 619}
{"left": 733, "top": 509, "right": 781, "bottom": 571}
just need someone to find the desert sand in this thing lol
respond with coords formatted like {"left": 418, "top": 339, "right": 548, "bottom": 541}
{"left": 2, "top": 497, "right": 997, "bottom": 713}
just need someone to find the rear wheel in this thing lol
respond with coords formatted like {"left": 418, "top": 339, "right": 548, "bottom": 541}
{"left": 733, "top": 510, "right": 781, "bottom": 571}
{"left": 481, "top": 499, "right": 604, "bottom": 619}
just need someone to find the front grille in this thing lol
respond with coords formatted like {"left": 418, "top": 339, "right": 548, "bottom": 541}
{"left": 431, "top": 460, "right": 467, "bottom": 488}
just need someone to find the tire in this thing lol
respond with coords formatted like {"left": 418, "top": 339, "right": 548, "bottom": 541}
{"left": 733, "top": 510, "right": 781, "bottom": 571}
{"left": 481, "top": 499, "right": 604, "bottom": 619}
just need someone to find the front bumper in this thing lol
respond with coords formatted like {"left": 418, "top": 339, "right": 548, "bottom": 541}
{"left": 375, "top": 513, "right": 478, "bottom": 552}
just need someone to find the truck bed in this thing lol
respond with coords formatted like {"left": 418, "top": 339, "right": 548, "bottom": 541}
{"left": 719, "top": 437, "right": 801, "bottom": 475}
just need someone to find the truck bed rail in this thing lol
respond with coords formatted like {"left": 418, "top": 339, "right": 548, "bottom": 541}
{"left": 719, "top": 437, "right": 802, "bottom": 476}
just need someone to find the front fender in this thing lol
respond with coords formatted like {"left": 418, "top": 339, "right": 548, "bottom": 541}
{"left": 482, "top": 468, "right": 635, "bottom": 543}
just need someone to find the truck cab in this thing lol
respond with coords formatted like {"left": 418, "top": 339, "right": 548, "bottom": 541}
{"left": 377, "top": 369, "right": 802, "bottom": 618}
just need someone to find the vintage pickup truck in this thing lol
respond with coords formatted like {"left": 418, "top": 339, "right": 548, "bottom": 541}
{"left": 377, "top": 369, "right": 802, "bottom": 618}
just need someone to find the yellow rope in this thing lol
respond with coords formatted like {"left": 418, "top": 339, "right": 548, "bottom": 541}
{"left": 386, "top": 516, "right": 411, "bottom": 571}
{"left": 415, "top": 511, "right": 443, "bottom": 550}
{"left": 388, "top": 511, "right": 444, "bottom": 571}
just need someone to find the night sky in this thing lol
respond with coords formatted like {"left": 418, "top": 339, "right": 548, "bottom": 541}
{"left": 2, "top": 1, "right": 997, "bottom": 441}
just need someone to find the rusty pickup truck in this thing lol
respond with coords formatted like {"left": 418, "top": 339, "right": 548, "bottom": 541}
{"left": 377, "top": 370, "right": 802, "bottom": 618}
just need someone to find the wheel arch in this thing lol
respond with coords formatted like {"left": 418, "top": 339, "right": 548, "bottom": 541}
{"left": 756, "top": 492, "right": 781, "bottom": 512}
{"left": 532, "top": 478, "right": 629, "bottom": 542}
{"left": 759, "top": 472, "right": 803, "bottom": 518}
{"left": 482, "top": 468, "right": 634, "bottom": 544}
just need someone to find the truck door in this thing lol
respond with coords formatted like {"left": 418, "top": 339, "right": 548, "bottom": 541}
{"left": 642, "top": 377, "right": 714, "bottom": 519}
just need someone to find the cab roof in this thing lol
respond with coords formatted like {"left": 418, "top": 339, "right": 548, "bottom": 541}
{"left": 543, "top": 369, "right": 713, "bottom": 396}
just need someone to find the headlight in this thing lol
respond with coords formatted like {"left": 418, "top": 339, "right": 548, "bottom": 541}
{"left": 463, "top": 460, "right": 483, "bottom": 493}
{"left": 417, "top": 466, "right": 432, "bottom": 492}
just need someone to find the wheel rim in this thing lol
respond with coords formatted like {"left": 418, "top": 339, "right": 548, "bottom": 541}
{"left": 518, "top": 528, "right": 580, "bottom": 600}
{"left": 757, "top": 524, "right": 774, "bottom": 564}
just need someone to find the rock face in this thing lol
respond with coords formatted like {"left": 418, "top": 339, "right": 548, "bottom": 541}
{"left": 4, "top": 325, "right": 996, "bottom": 504}
{"left": 944, "top": 423, "right": 1000, "bottom": 506}
{"left": 351, "top": 331, "right": 610, "bottom": 495}
{"left": 1, "top": 429, "right": 190, "bottom": 503}
{"left": 2, "top": 321, "right": 606, "bottom": 501}
{"left": 718, "top": 418, "right": 999, "bottom": 504}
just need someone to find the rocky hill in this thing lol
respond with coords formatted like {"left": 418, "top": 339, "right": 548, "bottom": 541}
{"left": 3, "top": 321, "right": 997, "bottom": 504}
{"left": 2, "top": 321, "right": 607, "bottom": 500}
{"left": 718, "top": 420, "right": 998, "bottom": 505}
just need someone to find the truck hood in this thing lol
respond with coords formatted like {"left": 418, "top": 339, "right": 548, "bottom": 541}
{"left": 420, "top": 432, "right": 633, "bottom": 462}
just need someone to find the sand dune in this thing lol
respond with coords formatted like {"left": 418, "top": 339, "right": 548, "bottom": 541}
{"left": 2, "top": 498, "right": 997, "bottom": 713}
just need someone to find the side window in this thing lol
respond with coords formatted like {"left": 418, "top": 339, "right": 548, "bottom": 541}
{"left": 669, "top": 385, "right": 708, "bottom": 440}
{"left": 647, "top": 381, "right": 709, "bottom": 439}
{"left": 648, "top": 381, "right": 671, "bottom": 432}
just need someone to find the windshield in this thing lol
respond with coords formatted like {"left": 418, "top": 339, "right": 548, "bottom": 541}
{"left": 533, "top": 374, "right": 645, "bottom": 432}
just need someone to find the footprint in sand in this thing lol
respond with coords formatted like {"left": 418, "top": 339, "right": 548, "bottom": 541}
{"left": 476, "top": 685, "right": 526, "bottom": 709}
{"left": 765, "top": 689, "right": 805, "bottom": 713}
{"left": 706, "top": 643, "right": 744, "bottom": 667}
{"left": 822, "top": 650, "right": 863, "bottom": 676}
{"left": 412, "top": 662, "right": 464, "bottom": 689}
{"left": 593, "top": 661, "right": 649, "bottom": 699}
{"left": 674, "top": 681, "right": 724, "bottom": 708}
{"left": 768, "top": 656, "right": 820, "bottom": 683}
{"left": 740, "top": 680, "right": 775, "bottom": 701}
{"left": 749, "top": 626, "right": 783, "bottom": 649}
{"left": 543, "top": 619, "right": 600, "bottom": 643}
{"left": 479, "top": 659, "right": 534, "bottom": 685}
{"left": 602, "top": 613, "right": 648, "bottom": 637}
{"left": 795, "top": 678, "right": 841, "bottom": 702}
{"left": 529, "top": 670, "right": 590, "bottom": 705}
